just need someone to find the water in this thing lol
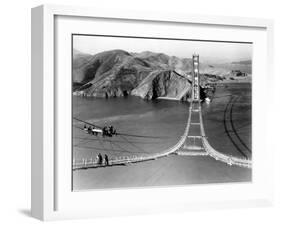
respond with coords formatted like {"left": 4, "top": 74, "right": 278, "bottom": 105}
{"left": 73, "top": 95, "right": 189, "bottom": 124}
{"left": 72, "top": 83, "right": 251, "bottom": 190}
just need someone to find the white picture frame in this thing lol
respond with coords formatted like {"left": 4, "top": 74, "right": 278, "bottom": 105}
{"left": 31, "top": 4, "right": 274, "bottom": 221}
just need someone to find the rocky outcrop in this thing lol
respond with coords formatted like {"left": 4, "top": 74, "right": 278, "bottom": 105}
{"left": 131, "top": 70, "right": 191, "bottom": 100}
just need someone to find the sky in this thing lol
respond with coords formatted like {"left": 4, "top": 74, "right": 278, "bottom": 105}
{"left": 73, "top": 35, "right": 252, "bottom": 64}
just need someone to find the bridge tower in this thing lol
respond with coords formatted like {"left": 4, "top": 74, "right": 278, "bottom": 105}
{"left": 174, "top": 53, "right": 205, "bottom": 156}
{"left": 192, "top": 54, "right": 200, "bottom": 102}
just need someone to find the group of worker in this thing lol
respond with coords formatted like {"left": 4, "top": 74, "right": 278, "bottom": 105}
{"left": 102, "top": 125, "right": 117, "bottom": 137}
{"left": 83, "top": 124, "right": 117, "bottom": 137}
{"left": 83, "top": 124, "right": 100, "bottom": 135}
{"left": 96, "top": 153, "right": 109, "bottom": 166}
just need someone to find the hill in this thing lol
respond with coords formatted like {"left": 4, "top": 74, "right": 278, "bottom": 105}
{"left": 73, "top": 49, "right": 251, "bottom": 100}
{"left": 231, "top": 60, "right": 252, "bottom": 65}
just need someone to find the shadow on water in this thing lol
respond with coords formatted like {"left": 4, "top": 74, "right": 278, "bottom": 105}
{"left": 223, "top": 96, "right": 250, "bottom": 158}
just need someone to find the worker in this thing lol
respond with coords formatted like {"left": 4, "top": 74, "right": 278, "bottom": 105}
{"left": 109, "top": 125, "right": 114, "bottom": 135}
{"left": 98, "top": 153, "right": 103, "bottom": 165}
{"left": 104, "top": 154, "right": 109, "bottom": 166}
{"left": 102, "top": 127, "right": 107, "bottom": 137}
{"left": 87, "top": 126, "right": 92, "bottom": 134}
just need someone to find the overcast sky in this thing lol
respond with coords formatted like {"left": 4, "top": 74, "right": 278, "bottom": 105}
{"left": 73, "top": 35, "right": 252, "bottom": 64}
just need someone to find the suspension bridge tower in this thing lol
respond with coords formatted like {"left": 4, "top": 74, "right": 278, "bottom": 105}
{"left": 192, "top": 54, "right": 200, "bottom": 102}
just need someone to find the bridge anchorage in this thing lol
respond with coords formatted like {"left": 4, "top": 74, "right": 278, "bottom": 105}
{"left": 73, "top": 54, "right": 252, "bottom": 171}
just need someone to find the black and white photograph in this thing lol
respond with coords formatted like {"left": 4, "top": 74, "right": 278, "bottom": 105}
{"left": 72, "top": 34, "right": 252, "bottom": 191}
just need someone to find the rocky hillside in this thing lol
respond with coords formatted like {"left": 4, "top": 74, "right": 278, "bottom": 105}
{"left": 73, "top": 49, "right": 251, "bottom": 100}
{"left": 131, "top": 70, "right": 192, "bottom": 100}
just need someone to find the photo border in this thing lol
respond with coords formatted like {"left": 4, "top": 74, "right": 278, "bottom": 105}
{"left": 71, "top": 33, "right": 253, "bottom": 191}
